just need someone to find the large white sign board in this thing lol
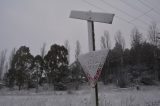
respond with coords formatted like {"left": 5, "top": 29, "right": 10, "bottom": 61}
{"left": 70, "top": 10, "right": 114, "bottom": 24}
{"left": 78, "top": 49, "right": 109, "bottom": 87}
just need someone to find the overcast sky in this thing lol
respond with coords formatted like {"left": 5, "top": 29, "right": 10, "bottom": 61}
{"left": 1, "top": 0, "right": 160, "bottom": 63}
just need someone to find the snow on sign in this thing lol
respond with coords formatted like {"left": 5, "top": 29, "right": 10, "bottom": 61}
{"left": 78, "top": 49, "right": 109, "bottom": 87}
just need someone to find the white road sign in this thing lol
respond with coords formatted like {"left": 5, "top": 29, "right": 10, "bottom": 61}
{"left": 70, "top": 10, "right": 114, "bottom": 24}
{"left": 78, "top": 49, "right": 109, "bottom": 87}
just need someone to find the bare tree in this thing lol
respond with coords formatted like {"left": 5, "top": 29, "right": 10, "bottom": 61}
{"left": 130, "top": 27, "right": 143, "bottom": 48}
{"left": 101, "top": 36, "right": 106, "bottom": 49}
{"left": 4, "top": 62, "right": 8, "bottom": 77}
{"left": 114, "top": 31, "right": 126, "bottom": 86}
{"left": 0, "top": 49, "right": 7, "bottom": 80}
{"left": 100, "top": 31, "right": 111, "bottom": 84}
{"left": 147, "top": 22, "right": 159, "bottom": 80}
{"left": 115, "top": 30, "right": 125, "bottom": 51}
{"left": 64, "top": 40, "right": 70, "bottom": 64}
{"left": 104, "top": 31, "right": 111, "bottom": 50}
{"left": 75, "top": 40, "right": 81, "bottom": 59}
{"left": 148, "top": 22, "right": 159, "bottom": 46}
{"left": 9, "top": 48, "right": 16, "bottom": 69}
{"left": 74, "top": 40, "right": 81, "bottom": 90}
{"left": 40, "top": 43, "right": 46, "bottom": 59}
{"left": 130, "top": 27, "right": 143, "bottom": 65}
{"left": 101, "top": 31, "right": 111, "bottom": 50}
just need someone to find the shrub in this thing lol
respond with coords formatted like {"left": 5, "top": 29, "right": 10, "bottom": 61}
{"left": 140, "top": 77, "right": 154, "bottom": 85}
{"left": 54, "top": 83, "right": 67, "bottom": 91}
{"left": 117, "top": 78, "right": 127, "bottom": 88}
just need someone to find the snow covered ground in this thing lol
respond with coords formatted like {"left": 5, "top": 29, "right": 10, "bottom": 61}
{"left": 0, "top": 83, "right": 160, "bottom": 106}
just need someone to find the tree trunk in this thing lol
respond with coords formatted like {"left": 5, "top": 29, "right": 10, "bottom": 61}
{"left": 18, "top": 84, "right": 21, "bottom": 91}
{"left": 36, "top": 77, "right": 39, "bottom": 93}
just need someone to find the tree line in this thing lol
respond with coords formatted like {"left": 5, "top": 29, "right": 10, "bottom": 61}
{"left": 100, "top": 23, "right": 160, "bottom": 87}
{"left": 0, "top": 40, "right": 84, "bottom": 91}
{"left": 0, "top": 22, "right": 160, "bottom": 91}
{"left": 1, "top": 44, "right": 69, "bottom": 90}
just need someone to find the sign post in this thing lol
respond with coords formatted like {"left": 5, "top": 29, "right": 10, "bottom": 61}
{"left": 88, "top": 20, "right": 98, "bottom": 106}
{"left": 70, "top": 10, "right": 114, "bottom": 106}
{"left": 78, "top": 49, "right": 109, "bottom": 106}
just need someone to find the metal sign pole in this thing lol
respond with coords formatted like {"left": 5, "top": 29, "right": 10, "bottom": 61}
{"left": 87, "top": 20, "right": 98, "bottom": 106}
{"left": 70, "top": 10, "right": 114, "bottom": 106}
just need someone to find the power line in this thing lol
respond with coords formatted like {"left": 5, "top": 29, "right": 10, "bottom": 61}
{"left": 130, "top": 8, "right": 153, "bottom": 22}
{"left": 82, "top": 0, "right": 106, "bottom": 12}
{"left": 81, "top": 0, "right": 147, "bottom": 31}
{"left": 119, "top": 0, "right": 154, "bottom": 21}
{"left": 137, "top": 0, "right": 160, "bottom": 17}
{"left": 100, "top": 0, "right": 150, "bottom": 26}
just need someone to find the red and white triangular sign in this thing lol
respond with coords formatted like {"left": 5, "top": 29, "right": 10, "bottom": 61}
{"left": 78, "top": 49, "right": 109, "bottom": 87}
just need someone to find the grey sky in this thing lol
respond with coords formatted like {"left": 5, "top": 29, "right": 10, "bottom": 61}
{"left": 0, "top": 0, "right": 160, "bottom": 63}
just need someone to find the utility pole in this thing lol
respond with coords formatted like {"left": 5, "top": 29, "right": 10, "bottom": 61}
{"left": 70, "top": 10, "right": 114, "bottom": 106}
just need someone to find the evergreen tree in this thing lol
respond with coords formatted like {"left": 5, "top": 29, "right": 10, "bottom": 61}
{"left": 13, "top": 46, "right": 33, "bottom": 90}
{"left": 32, "top": 55, "right": 44, "bottom": 92}
{"left": 44, "top": 44, "right": 68, "bottom": 86}
{"left": 130, "top": 27, "right": 143, "bottom": 65}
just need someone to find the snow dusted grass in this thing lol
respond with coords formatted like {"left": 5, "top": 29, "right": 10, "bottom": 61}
{"left": 0, "top": 84, "right": 160, "bottom": 106}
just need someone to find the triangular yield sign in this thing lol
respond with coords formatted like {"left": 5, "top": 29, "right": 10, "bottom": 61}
{"left": 78, "top": 49, "right": 109, "bottom": 87}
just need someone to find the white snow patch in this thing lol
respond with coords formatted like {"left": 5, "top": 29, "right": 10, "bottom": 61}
{"left": 0, "top": 84, "right": 160, "bottom": 106}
